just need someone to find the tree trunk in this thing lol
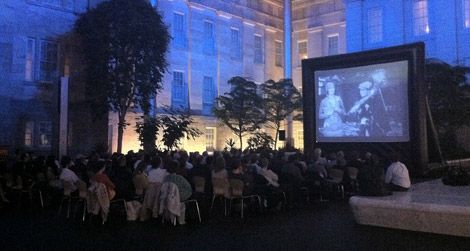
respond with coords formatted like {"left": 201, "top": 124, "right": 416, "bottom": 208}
{"left": 117, "top": 115, "right": 125, "bottom": 154}
{"left": 238, "top": 133, "right": 243, "bottom": 150}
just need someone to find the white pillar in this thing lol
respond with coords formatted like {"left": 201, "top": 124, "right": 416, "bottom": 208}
{"left": 284, "top": 0, "right": 294, "bottom": 146}
{"left": 59, "top": 77, "right": 69, "bottom": 158}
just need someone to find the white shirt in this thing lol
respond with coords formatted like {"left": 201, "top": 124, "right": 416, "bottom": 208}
{"left": 147, "top": 168, "right": 169, "bottom": 184}
{"left": 59, "top": 168, "right": 80, "bottom": 191}
{"left": 385, "top": 161, "right": 411, "bottom": 188}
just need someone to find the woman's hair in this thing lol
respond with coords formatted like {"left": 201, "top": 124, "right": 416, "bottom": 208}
{"left": 166, "top": 159, "right": 179, "bottom": 174}
{"left": 259, "top": 157, "right": 269, "bottom": 168}
{"left": 60, "top": 156, "right": 72, "bottom": 168}
{"left": 231, "top": 158, "right": 242, "bottom": 170}
{"left": 151, "top": 156, "right": 161, "bottom": 169}
{"left": 213, "top": 156, "right": 226, "bottom": 172}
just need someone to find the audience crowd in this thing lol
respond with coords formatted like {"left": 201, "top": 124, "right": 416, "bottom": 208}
{"left": 0, "top": 147, "right": 410, "bottom": 216}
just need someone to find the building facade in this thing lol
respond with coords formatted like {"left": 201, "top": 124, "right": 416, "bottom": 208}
{"left": 2, "top": 0, "right": 468, "bottom": 155}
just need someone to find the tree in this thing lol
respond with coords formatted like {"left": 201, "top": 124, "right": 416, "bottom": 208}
{"left": 74, "top": 0, "right": 170, "bottom": 153}
{"left": 135, "top": 115, "right": 159, "bottom": 152}
{"left": 247, "top": 131, "right": 274, "bottom": 150}
{"left": 158, "top": 107, "right": 202, "bottom": 151}
{"left": 213, "top": 76, "right": 265, "bottom": 149}
{"left": 261, "top": 79, "right": 302, "bottom": 149}
{"left": 426, "top": 59, "right": 470, "bottom": 158}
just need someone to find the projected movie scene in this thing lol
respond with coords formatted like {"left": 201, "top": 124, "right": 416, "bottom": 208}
{"left": 315, "top": 61, "right": 409, "bottom": 143}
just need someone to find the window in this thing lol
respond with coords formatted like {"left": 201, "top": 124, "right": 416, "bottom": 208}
{"left": 327, "top": 35, "right": 339, "bottom": 55}
{"left": 464, "top": 0, "right": 470, "bottom": 28}
{"left": 254, "top": 35, "right": 263, "bottom": 64}
{"left": 24, "top": 121, "right": 34, "bottom": 147}
{"left": 39, "top": 40, "right": 58, "bottom": 82}
{"left": 25, "top": 38, "right": 35, "bottom": 81}
{"left": 38, "top": 121, "right": 52, "bottom": 147}
{"left": 203, "top": 20, "right": 215, "bottom": 54}
{"left": 413, "top": 0, "right": 429, "bottom": 35}
{"left": 205, "top": 127, "right": 216, "bottom": 151}
{"left": 230, "top": 28, "right": 242, "bottom": 60}
{"left": 149, "top": 0, "right": 158, "bottom": 7}
{"left": 275, "top": 40, "right": 283, "bottom": 67}
{"left": 202, "top": 76, "right": 216, "bottom": 116}
{"left": 173, "top": 12, "right": 186, "bottom": 48}
{"left": 171, "top": 71, "right": 188, "bottom": 110}
{"left": 367, "top": 8, "right": 383, "bottom": 43}
{"left": 296, "top": 130, "right": 304, "bottom": 150}
{"left": 298, "top": 40, "right": 307, "bottom": 65}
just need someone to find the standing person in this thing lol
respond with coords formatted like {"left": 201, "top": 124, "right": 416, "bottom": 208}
{"left": 385, "top": 153, "right": 411, "bottom": 191}
{"left": 319, "top": 81, "right": 346, "bottom": 136}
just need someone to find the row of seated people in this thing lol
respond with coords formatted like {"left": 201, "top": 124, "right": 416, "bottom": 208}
{"left": 0, "top": 148, "right": 409, "bottom": 213}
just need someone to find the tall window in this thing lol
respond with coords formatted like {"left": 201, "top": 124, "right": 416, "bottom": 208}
{"left": 24, "top": 121, "right": 34, "bottom": 147}
{"left": 254, "top": 35, "right": 263, "bottom": 64}
{"left": 296, "top": 130, "right": 304, "bottom": 150}
{"left": 25, "top": 38, "right": 35, "bottom": 81}
{"left": 275, "top": 40, "right": 283, "bottom": 67}
{"left": 367, "top": 8, "right": 383, "bottom": 43}
{"left": 230, "top": 28, "right": 241, "bottom": 60}
{"left": 413, "top": 0, "right": 429, "bottom": 35}
{"left": 173, "top": 12, "right": 186, "bottom": 48}
{"left": 298, "top": 40, "right": 307, "bottom": 65}
{"left": 327, "top": 35, "right": 339, "bottom": 55}
{"left": 202, "top": 76, "right": 216, "bottom": 115}
{"left": 464, "top": 0, "right": 470, "bottom": 28}
{"left": 171, "top": 71, "right": 188, "bottom": 110}
{"left": 39, "top": 40, "right": 57, "bottom": 82}
{"left": 205, "top": 127, "right": 216, "bottom": 151}
{"left": 203, "top": 20, "right": 215, "bottom": 54}
{"left": 38, "top": 121, "right": 52, "bottom": 147}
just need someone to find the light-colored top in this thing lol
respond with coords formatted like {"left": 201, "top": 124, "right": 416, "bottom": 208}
{"left": 148, "top": 168, "right": 169, "bottom": 184}
{"left": 385, "top": 161, "right": 411, "bottom": 188}
{"left": 59, "top": 168, "right": 80, "bottom": 192}
{"left": 258, "top": 168, "right": 279, "bottom": 187}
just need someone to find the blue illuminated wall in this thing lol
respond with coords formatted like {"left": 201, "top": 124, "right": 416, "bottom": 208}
{"left": 345, "top": 0, "right": 470, "bottom": 65}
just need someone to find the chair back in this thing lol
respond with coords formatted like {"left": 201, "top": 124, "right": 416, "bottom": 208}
{"left": 133, "top": 173, "right": 149, "bottom": 196}
{"left": 62, "top": 180, "right": 74, "bottom": 196}
{"left": 328, "top": 169, "right": 344, "bottom": 183}
{"left": 212, "top": 178, "right": 227, "bottom": 196}
{"left": 192, "top": 176, "right": 205, "bottom": 193}
{"left": 229, "top": 179, "right": 244, "bottom": 197}
{"left": 346, "top": 166, "right": 359, "bottom": 180}
{"left": 78, "top": 180, "right": 88, "bottom": 199}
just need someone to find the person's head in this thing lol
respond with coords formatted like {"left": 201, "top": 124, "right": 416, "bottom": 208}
{"left": 313, "top": 148, "right": 322, "bottom": 159}
{"left": 259, "top": 157, "right": 269, "bottom": 169}
{"left": 92, "top": 160, "right": 106, "bottom": 174}
{"left": 358, "top": 81, "right": 373, "bottom": 97}
{"left": 231, "top": 158, "right": 242, "bottom": 171}
{"left": 151, "top": 156, "right": 162, "bottom": 169}
{"left": 60, "top": 156, "right": 73, "bottom": 169}
{"left": 214, "top": 156, "right": 226, "bottom": 172}
{"left": 325, "top": 82, "right": 336, "bottom": 96}
{"left": 371, "top": 69, "right": 386, "bottom": 85}
{"left": 165, "top": 160, "right": 179, "bottom": 174}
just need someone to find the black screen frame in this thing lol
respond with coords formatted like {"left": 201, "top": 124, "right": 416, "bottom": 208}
{"left": 302, "top": 43, "right": 427, "bottom": 174}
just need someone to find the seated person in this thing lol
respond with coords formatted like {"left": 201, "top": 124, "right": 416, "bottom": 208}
{"left": 164, "top": 160, "right": 192, "bottom": 202}
{"left": 357, "top": 154, "right": 391, "bottom": 196}
{"left": 147, "top": 156, "right": 168, "bottom": 184}
{"left": 92, "top": 160, "right": 117, "bottom": 200}
{"left": 385, "top": 153, "right": 410, "bottom": 191}
{"left": 59, "top": 156, "right": 81, "bottom": 194}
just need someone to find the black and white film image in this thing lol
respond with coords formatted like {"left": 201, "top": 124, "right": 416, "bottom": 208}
{"left": 315, "top": 61, "right": 410, "bottom": 143}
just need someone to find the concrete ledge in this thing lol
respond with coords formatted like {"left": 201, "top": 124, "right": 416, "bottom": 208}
{"left": 350, "top": 179, "right": 470, "bottom": 237}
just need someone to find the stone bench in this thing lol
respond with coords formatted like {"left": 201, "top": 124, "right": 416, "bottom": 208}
{"left": 349, "top": 179, "right": 470, "bottom": 237}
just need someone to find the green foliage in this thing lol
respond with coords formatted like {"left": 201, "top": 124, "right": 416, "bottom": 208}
{"left": 261, "top": 78, "right": 302, "bottom": 148}
{"left": 213, "top": 76, "right": 266, "bottom": 149}
{"left": 426, "top": 59, "right": 470, "bottom": 157}
{"left": 247, "top": 132, "right": 274, "bottom": 150}
{"left": 135, "top": 116, "right": 159, "bottom": 153}
{"left": 158, "top": 107, "right": 202, "bottom": 151}
{"left": 224, "top": 138, "right": 237, "bottom": 151}
{"left": 74, "top": 0, "right": 170, "bottom": 153}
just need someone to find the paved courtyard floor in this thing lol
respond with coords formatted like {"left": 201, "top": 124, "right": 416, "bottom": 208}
{"left": 1, "top": 197, "right": 470, "bottom": 251}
